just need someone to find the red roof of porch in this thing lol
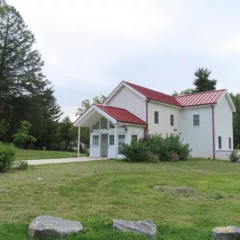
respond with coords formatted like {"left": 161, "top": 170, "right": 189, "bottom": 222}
{"left": 95, "top": 104, "right": 147, "bottom": 126}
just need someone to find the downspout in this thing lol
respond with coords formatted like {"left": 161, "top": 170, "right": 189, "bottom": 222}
{"left": 145, "top": 98, "right": 150, "bottom": 138}
{"left": 211, "top": 104, "right": 216, "bottom": 159}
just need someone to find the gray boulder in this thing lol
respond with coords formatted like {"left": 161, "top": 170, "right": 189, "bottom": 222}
{"left": 113, "top": 219, "right": 157, "bottom": 239}
{"left": 212, "top": 226, "right": 240, "bottom": 240}
{"left": 28, "top": 215, "right": 83, "bottom": 239}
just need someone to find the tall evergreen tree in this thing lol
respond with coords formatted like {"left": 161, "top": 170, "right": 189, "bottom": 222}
{"left": 193, "top": 68, "right": 217, "bottom": 93}
{"left": 0, "top": 1, "right": 62, "bottom": 142}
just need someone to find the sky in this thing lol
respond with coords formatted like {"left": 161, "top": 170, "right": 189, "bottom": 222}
{"left": 8, "top": 0, "right": 240, "bottom": 120}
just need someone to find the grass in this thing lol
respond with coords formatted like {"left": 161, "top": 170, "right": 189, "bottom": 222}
{"left": 15, "top": 149, "right": 85, "bottom": 161}
{"left": 0, "top": 159, "right": 240, "bottom": 239}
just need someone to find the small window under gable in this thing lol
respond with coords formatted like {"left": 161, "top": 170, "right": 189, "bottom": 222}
{"left": 109, "top": 122, "right": 115, "bottom": 128}
{"left": 100, "top": 118, "right": 108, "bottom": 129}
{"left": 92, "top": 121, "right": 99, "bottom": 130}
{"left": 154, "top": 111, "right": 159, "bottom": 124}
{"left": 193, "top": 114, "right": 200, "bottom": 126}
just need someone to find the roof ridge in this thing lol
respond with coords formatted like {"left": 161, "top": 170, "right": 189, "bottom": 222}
{"left": 123, "top": 81, "right": 181, "bottom": 106}
{"left": 95, "top": 104, "right": 129, "bottom": 111}
{"left": 124, "top": 81, "right": 173, "bottom": 97}
{"left": 175, "top": 89, "right": 226, "bottom": 98}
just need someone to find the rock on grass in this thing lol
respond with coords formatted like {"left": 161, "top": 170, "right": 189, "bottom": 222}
{"left": 28, "top": 215, "right": 83, "bottom": 239}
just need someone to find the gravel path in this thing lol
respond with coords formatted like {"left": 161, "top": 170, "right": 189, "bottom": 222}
{"left": 27, "top": 157, "right": 108, "bottom": 165}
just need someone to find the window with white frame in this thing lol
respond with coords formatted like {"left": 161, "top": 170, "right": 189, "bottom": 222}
{"left": 193, "top": 114, "right": 200, "bottom": 126}
{"left": 170, "top": 114, "right": 174, "bottom": 126}
{"left": 154, "top": 111, "right": 159, "bottom": 124}
{"left": 92, "top": 121, "right": 99, "bottom": 130}
{"left": 109, "top": 135, "right": 114, "bottom": 145}
{"left": 109, "top": 122, "right": 115, "bottom": 128}
{"left": 118, "top": 135, "right": 125, "bottom": 154}
{"left": 92, "top": 135, "right": 99, "bottom": 146}
{"left": 100, "top": 118, "right": 108, "bottom": 129}
{"left": 131, "top": 134, "right": 138, "bottom": 142}
{"left": 229, "top": 137, "right": 232, "bottom": 149}
{"left": 218, "top": 136, "right": 222, "bottom": 149}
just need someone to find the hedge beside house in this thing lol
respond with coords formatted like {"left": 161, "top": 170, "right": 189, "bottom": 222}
{"left": 121, "top": 134, "right": 191, "bottom": 163}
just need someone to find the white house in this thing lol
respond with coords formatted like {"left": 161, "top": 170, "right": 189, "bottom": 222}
{"left": 74, "top": 81, "right": 236, "bottom": 160}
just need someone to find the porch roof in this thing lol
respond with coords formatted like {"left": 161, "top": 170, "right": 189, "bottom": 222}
{"left": 74, "top": 104, "right": 147, "bottom": 127}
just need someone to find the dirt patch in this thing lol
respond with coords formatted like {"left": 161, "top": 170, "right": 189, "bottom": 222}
{"left": 151, "top": 185, "right": 195, "bottom": 197}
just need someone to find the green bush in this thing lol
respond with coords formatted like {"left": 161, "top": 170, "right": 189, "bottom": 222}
{"left": 121, "top": 139, "right": 149, "bottom": 162}
{"left": 229, "top": 146, "right": 240, "bottom": 162}
{"left": 13, "top": 160, "right": 29, "bottom": 170}
{"left": 121, "top": 134, "right": 191, "bottom": 163}
{"left": 0, "top": 143, "right": 16, "bottom": 171}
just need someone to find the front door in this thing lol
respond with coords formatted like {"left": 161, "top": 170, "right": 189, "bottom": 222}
{"left": 101, "top": 134, "right": 108, "bottom": 157}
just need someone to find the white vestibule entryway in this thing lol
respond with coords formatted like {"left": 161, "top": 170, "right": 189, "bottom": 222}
{"left": 74, "top": 105, "right": 146, "bottom": 159}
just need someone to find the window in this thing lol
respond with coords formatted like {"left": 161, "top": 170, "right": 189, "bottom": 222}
{"left": 109, "top": 122, "right": 115, "bottom": 128}
{"left": 118, "top": 135, "right": 125, "bottom": 154}
{"left": 131, "top": 135, "right": 138, "bottom": 142}
{"left": 170, "top": 114, "right": 174, "bottom": 126}
{"left": 229, "top": 137, "right": 232, "bottom": 149}
{"left": 109, "top": 135, "right": 114, "bottom": 145}
{"left": 100, "top": 118, "right": 108, "bottom": 129}
{"left": 92, "top": 121, "right": 99, "bottom": 130}
{"left": 218, "top": 136, "right": 222, "bottom": 149}
{"left": 92, "top": 135, "right": 99, "bottom": 145}
{"left": 154, "top": 111, "right": 159, "bottom": 124}
{"left": 193, "top": 114, "right": 200, "bottom": 126}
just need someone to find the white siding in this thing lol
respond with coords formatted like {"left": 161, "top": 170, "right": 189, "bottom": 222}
{"left": 214, "top": 95, "right": 233, "bottom": 152}
{"left": 148, "top": 101, "right": 181, "bottom": 135}
{"left": 180, "top": 106, "right": 213, "bottom": 158}
{"left": 107, "top": 86, "right": 146, "bottom": 121}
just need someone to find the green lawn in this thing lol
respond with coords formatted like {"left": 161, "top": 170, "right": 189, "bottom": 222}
{"left": 0, "top": 159, "right": 240, "bottom": 239}
{"left": 15, "top": 149, "right": 84, "bottom": 160}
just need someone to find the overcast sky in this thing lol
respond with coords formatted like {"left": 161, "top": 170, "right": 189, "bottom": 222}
{"left": 8, "top": 0, "right": 240, "bottom": 120}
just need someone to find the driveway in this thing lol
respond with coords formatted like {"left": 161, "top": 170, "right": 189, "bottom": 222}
{"left": 27, "top": 157, "right": 108, "bottom": 165}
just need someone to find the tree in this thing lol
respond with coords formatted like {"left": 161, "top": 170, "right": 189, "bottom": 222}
{"left": 0, "top": 1, "right": 62, "bottom": 143}
{"left": 193, "top": 67, "right": 217, "bottom": 93}
{"left": 76, "top": 95, "right": 106, "bottom": 116}
{"left": 12, "top": 120, "right": 36, "bottom": 148}
{"left": 230, "top": 93, "right": 240, "bottom": 148}
{"left": 172, "top": 88, "right": 195, "bottom": 96}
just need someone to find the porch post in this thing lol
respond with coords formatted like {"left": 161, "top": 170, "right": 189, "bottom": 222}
{"left": 78, "top": 126, "right": 81, "bottom": 158}
{"left": 114, "top": 123, "right": 118, "bottom": 159}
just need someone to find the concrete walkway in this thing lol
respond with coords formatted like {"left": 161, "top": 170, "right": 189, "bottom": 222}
{"left": 27, "top": 157, "right": 108, "bottom": 165}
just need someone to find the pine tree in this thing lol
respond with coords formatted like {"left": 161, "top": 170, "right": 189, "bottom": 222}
{"left": 193, "top": 68, "right": 217, "bottom": 93}
{"left": 0, "top": 1, "right": 62, "bottom": 142}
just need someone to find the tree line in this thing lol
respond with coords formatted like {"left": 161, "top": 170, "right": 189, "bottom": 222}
{"left": 0, "top": 0, "right": 239, "bottom": 151}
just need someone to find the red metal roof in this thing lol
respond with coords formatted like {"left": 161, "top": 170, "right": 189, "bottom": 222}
{"left": 96, "top": 104, "right": 147, "bottom": 125}
{"left": 175, "top": 89, "right": 226, "bottom": 107}
{"left": 124, "top": 81, "right": 181, "bottom": 107}
{"left": 124, "top": 81, "right": 226, "bottom": 107}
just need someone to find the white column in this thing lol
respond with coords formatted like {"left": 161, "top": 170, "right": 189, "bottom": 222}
{"left": 78, "top": 126, "right": 81, "bottom": 158}
{"left": 114, "top": 123, "right": 118, "bottom": 159}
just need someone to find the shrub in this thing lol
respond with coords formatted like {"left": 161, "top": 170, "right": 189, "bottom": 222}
{"left": 147, "top": 152, "right": 160, "bottom": 163}
{"left": 14, "top": 160, "right": 29, "bottom": 170}
{"left": 121, "top": 134, "right": 191, "bottom": 163}
{"left": 229, "top": 146, "right": 240, "bottom": 162}
{"left": 0, "top": 143, "right": 16, "bottom": 172}
{"left": 121, "top": 139, "right": 149, "bottom": 162}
